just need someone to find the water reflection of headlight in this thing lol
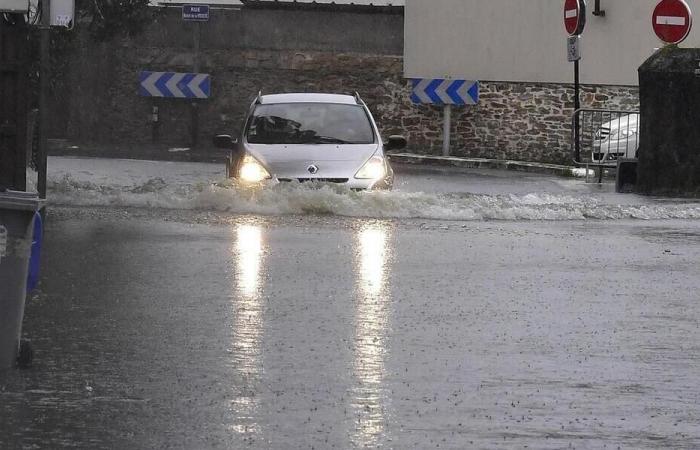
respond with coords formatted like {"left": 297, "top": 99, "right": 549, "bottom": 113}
{"left": 353, "top": 223, "right": 392, "bottom": 446}
{"left": 230, "top": 224, "right": 265, "bottom": 435}
{"left": 358, "top": 227, "right": 389, "bottom": 297}
{"left": 236, "top": 225, "right": 263, "bottom": 297}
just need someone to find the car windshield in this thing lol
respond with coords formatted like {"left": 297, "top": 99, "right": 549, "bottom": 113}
{"left": 246, "top": 103, "right": 375, "bottom": 145}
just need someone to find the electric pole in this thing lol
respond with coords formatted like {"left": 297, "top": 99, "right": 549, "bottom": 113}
{"left": 37, "top": 0, "right": 50, "bottom": 199}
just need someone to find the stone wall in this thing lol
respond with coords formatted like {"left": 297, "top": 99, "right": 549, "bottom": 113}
{"left": 390, "top": 83, "right": 640, "bottom": 164}
{"left": 50, "top": 6, "right": 640, "bottom": 164}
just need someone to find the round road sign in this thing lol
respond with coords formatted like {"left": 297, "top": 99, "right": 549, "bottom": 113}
{"left": 653, "top": 0, "right": 693, "bottom": 45}
{"left": 564, "top": 0, "right": 587, "bottom": 36}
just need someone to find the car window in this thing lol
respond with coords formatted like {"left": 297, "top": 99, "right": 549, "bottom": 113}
{"left": 246, "top": 103, "right": 375, "bottom": 145}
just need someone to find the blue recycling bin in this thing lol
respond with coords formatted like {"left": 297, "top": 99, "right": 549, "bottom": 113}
{"left": 27, "top": 212, "right": 43, "bottom": 293}
{"left": 0, "top": 191, "right": 44, "bottom": 370}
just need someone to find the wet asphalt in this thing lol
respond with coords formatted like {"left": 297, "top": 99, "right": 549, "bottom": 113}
{"left": 1, "top": 163, "right": 700, "bottom": 449}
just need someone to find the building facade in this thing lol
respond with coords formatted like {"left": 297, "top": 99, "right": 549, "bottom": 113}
{"left": 403, "top": 0, "right": 700, "bottom": 163}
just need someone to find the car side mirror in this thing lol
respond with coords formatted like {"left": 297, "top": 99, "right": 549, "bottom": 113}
{"left": 385, "top": 135, "right": 407, "bottom": 151}
{"left": 213, "top": 134, "right": 238, "bottom": 149}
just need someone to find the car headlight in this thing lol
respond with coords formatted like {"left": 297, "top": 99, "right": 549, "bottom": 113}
{"left": 239, "top": 154, "right": 270, "bottom": 183}
{"left": 619, "top": 129, "right": 638, "bottom": 138}
{"left": 355, "top": 155, "right": 386, "bottom": 180}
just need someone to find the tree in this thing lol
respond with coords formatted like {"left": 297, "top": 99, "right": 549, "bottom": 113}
{"left": 75, "top": 0, "right": 156, "bottom": 41}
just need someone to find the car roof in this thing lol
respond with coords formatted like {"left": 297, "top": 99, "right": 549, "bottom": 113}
{"left": 259, "top": 93, "right": 358, "bottom": 105}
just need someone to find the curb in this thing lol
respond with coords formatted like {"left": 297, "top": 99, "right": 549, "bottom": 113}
{"left": 387, "top": 153, "right": 580, "bottom": 178}
{"left": 47, "top": 143, "right": 587, "bottom": 179}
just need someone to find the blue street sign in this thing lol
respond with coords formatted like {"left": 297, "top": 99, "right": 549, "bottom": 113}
{"left": 410, "top": 79, "right": 479, "bottom": 105}
{"left": 139, "top": 71, "right": 211, "bottom": 99}
{"left": 182, "top": 4, "right": 210, "bottom": 22}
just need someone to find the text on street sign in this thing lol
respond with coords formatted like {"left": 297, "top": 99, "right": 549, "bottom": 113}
{"left": 183, "top": 4, "right": 210, "bottom": 22}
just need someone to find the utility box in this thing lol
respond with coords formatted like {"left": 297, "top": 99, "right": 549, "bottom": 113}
{"left": 637, "top": 48, "right": 700, "bottom": 196}
{"left": 50, "top": 0, "right": 74, "bottom": 28}
{"left": 0, "top": 0, "right": 28, "bottom": 13}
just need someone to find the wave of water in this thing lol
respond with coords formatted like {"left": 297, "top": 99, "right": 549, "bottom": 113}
{"left": 47, "top": 174, "right": 700, "bottom": 221}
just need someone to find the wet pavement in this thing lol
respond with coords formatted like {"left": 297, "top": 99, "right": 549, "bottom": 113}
{"left": 1, "top": 158, "right": 700, "bottom": 449}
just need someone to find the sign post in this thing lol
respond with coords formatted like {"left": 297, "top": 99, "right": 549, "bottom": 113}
{"left": 652, "top": 0, "right": 693, "bottom": 45}
{"left": 565, "top": 0, "right": 586, "bottom": 163}
{"left": 442, "top": 105, "right": 452, "bottom": 157}
{"left": 38, "top": 0, "right": 50, "bottom": 199}
{"left": 183, "top": 5, "right": 210, "bottom": 148}
{"left": 410, "top": 79, "right": 479, "bottom": 157}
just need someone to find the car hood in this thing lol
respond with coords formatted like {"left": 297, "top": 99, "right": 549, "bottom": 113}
{"left": 601, "top": 114, "right": 639, "bottom": 131}
{"left": 245, "top": 143, "right": 380, "bottom": 179}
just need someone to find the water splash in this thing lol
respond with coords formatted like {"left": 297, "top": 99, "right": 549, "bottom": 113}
{"left": 47, "top": 173, "right": 700, "bottom": 221}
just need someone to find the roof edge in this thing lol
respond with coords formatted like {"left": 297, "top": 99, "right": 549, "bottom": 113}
{"left": 240, "top": 1, "right": 404, "bottom": 14}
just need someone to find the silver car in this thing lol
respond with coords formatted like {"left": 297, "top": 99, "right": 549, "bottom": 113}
{"left": 592, "top": 113, "right": 640, "bottom": 162}
{"left": 214, "top": 92, "right": 406, "bottom": 190}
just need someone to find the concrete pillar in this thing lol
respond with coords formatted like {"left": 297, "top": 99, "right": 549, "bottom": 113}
{"left": 637, "top": 48, "right": 700, "bottom": 196}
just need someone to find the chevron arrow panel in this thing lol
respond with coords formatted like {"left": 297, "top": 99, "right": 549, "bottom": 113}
{"left": 411, "top": 79, "right": 479, "bottom": 105}
{"left": 139, "top": 71, "right": 211, "bottom": 99}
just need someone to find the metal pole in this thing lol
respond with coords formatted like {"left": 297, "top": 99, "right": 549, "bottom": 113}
{"left": 573, "top": 59, "right": 581, "bottom": 164}
{"left": 190, "top": 22, "right": 200, "bottom": 148}
{"left": 37, "top": 0, "right": 50, "bottom": 199}
{"left": 0, "top": 15, "right": 29, "bottom": 191}
{"left": 442, "top": 104, "right": 452, "bottom": 157}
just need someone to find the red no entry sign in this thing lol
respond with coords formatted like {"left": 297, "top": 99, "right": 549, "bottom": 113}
{"left": 564, "top": 0, "right": 586, "bottom": 36}
{"left": 653, "top": 0, "right": 693, "bottom": 44}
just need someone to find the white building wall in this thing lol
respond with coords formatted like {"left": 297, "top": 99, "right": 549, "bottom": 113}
{"left": 405, "top": 0, "right": 700, "bottom": 86}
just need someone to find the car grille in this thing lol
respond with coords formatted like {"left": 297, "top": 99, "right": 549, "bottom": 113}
{"left": 279, "top": 178, "right": 349, "bottom": 184}
{"left": 592, "top": 152, "right": 624, "bottom": 161}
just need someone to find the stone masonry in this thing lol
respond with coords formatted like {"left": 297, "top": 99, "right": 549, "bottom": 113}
{"left": 49, "top": 7, "right": 640, "bottom": 165}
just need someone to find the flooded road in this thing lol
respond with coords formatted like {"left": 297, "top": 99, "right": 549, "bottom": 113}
{"left": 2, "top": 158, "right": 700, "bottom": 449}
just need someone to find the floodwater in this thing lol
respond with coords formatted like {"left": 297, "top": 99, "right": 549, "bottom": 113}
{"left": 1, "top": 157, "right": 699, "bottom": 449}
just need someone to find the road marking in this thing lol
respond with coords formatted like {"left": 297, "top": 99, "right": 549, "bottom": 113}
{"left": 656, "top": 16, "right": 686, "bottom": 26}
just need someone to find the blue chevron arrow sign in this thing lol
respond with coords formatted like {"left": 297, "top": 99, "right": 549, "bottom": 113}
{"left": 139, "top": 71, "right": 211, "bottom": 99}
{"left": 410, "top": 79, "right": 479, "bottom": 105}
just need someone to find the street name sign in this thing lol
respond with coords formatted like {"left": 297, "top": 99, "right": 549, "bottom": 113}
{"left": 567, "top": 35, "right": 581, "bottom": 62}
{"left": 564, "top": 0, "right": 586, "bottom": 36}
{"left": 653, "top": 0, "right": 693, "bottom": 45}
{"left": 410, "top": 79, "right": 479, "bottom": 105}
{"left": 139, "top": 71, "right": 211, "bottom": 99}
{"left": 182, "top": 4, "right": 210, "bottom": 22}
